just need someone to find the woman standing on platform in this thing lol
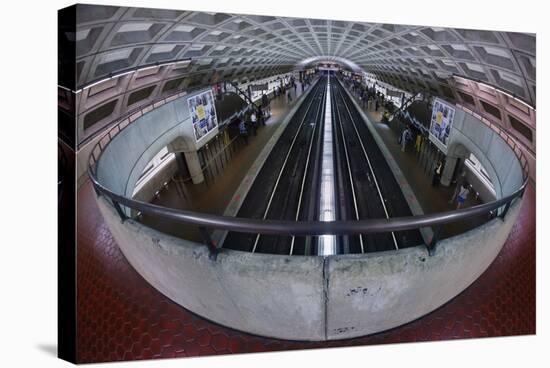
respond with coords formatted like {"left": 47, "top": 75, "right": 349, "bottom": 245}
{"left": 432, "top": 160, "right": 443, "bottom": 186}
{"left": 262, "top": 93, "right": 270, "bottom": 116}
{"left": 250, "top": 111, "right": 258, "bottom": 136}
{"left": 239, "top": 119, "right": 249, "bottom": 145}
{"left": 449, "top": 170, "right": 467, "bottom": 204}
{"left": 456, "top": 182, "right": 470, "bottom": 209}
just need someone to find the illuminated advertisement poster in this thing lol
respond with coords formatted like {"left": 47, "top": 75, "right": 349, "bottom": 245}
{"left": 429, "top": 98, "right": 455, "bottom": 147}
{"left": 188, "top": 90, "right": 218, "bottom": 142}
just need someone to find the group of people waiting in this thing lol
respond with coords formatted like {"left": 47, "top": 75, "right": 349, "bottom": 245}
{"left": 238, "top": 76, "right": 312, "bottom": 145}
{"left": 397, "top": 119, "right": 426, "bottom": 155}
{"left": 272, "top": 76, "right": 305, "bottom": 104}
{"left": 395, "top": 117, "right": 472, "bottom": 209}
{"left": 238, "top": 93, "right": 271, "bottom": 144}
{"left": 346, "top": 76, "right": 476, "bottom": 210}
{"left": 348, "top": 80, "right": 388, "bottom": 113}
{"left": 361, "top": 89, "right": 386, "bottom": 112}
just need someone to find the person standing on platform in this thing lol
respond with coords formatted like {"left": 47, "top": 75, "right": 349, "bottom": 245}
{"left": 239, "top": 119, "right": 248, "bottom": 145}
{"left": 250, "top": 110, "right": 258, "bottom": 136}
{"left": 261, "top": 93, "right": 269, "bottom": 115}
{"left": 375, "top": 99, "right": 380, "bottom": 112}
{"left": 287, "top": 89, "right": 292, "bottom": 104}
{"left": 257, "top": 106, "right": 265, "bottom": 126}
{"left": 456, "top": 182, "right": 470, "bottom": 209}
{"left": 449, "top": 170, "right": 467, "bottom": 204}
{"left": 415, "top": 133, "right": 423, "bottom": 153}
{"left": 432, "top": 160, "right": 443, "bottom": 186}
{"left": 400, "top": 127, "right": 411, "bottom": 152}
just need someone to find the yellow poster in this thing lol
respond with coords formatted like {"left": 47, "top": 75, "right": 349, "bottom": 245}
{"left": 196, "top": 104, "right": 205, "bottom": 120}
{"left": 435, "top": 111, "right": 443, "bottom": 125}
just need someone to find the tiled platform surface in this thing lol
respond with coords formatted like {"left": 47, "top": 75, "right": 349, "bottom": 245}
{"left": 76, "top": 179, "right": 535, "bottom": 363}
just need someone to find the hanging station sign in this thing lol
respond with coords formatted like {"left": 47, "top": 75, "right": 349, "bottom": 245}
{"left": 249, "top": 83, "right": 269, "bottom": 92}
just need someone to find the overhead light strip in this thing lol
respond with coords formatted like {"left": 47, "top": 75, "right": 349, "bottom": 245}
{"left": 61, "top": 60, "right": 189, "bottom": 94}
{"left": 318, "top": 75, "right": 337, "bottom": 256}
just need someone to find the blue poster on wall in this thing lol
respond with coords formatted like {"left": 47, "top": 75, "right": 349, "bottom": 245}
{"left": 429, "top": 98, "right": 455, "bottom": 147}
{"left": 187, "top": 90, "right": 218, "bottom": 142}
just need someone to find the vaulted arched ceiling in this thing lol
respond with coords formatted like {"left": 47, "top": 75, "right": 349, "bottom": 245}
{"left": 74, "top": 4, "right": 536, "bottom": 106}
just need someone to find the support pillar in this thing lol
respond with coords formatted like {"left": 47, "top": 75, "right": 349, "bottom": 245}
{"left": 183, "top": 150, "right": 204, "bottom": 184}
{"left": 167, "top": 136, "right": 204, "bottom": 185}
{"left": 440, "top": 156, "right": 458, "bottom": 187}
{"left": 175, "top": 152, "right": 190, "bottom": 178}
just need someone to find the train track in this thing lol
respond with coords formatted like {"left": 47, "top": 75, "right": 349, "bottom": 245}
{"left": 223, "top": 77, "right": 327, "bottom": 254}
{"left": 222, "top": 75, "right": 422, "bottom": 255}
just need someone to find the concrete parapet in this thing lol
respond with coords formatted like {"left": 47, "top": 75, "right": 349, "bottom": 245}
{"left": 97, "top": 196, "right": 325, "bottom": 341}
{"left": 98, "top": 194, "right": 522, "bottom": 340}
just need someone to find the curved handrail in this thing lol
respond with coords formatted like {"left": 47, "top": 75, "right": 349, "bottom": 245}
{"left": 88, "top": 77, "right": 529, "bottom": 258}
{"left": 89, "top": 163, "right": 527, "bottom": 252}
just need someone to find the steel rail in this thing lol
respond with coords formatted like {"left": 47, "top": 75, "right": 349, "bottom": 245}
{"left": 251, "top": 79, "right": 324, "bottom": 252}
{"left": 334, "top": 80, "right": 399, "bottom": 249}
{"left": 332, "top": 82, "right": 365, "bottom": 253}
{"left": 289, "top": 80, "right": 326, "bottom": 255}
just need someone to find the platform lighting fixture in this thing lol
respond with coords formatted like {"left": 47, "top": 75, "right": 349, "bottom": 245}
{"left": 478, "top": 81, "right": 535, "bottom": 110}
{"left": 72, "top": 59, "right": 192, "bottom": 94}
{"left": 138, "top": 64, "right": 162, "bottom": 72}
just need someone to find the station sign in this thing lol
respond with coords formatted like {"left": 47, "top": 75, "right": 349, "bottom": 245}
{"left": 386, "top": 89, "right": 403, "bottom": 98}
{"left": 249, "top": 83, "right": 269, "bottom": 92}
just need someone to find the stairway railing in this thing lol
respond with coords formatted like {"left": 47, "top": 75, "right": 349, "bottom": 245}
{"left": 389, "top": 91, "right": 424, "bottom": 120}
{"left": 225, "top": 81, "right": 262, "bottom": 116}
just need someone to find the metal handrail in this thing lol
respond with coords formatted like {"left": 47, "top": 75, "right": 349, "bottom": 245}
{"left": 89, "top": 167, "right": 527, "bottom": 257}
{"left": 226, "top": 81, "right": 263, "bottom": 116}
{"left": 388, "top": 91, "right": 424, "bottom": 119}
{"left": 88, "top": 77, "right": 529, "bottom": 259}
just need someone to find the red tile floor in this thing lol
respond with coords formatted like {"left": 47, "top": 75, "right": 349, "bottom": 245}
{"left": 76, "top": 180, "right": 535, "bottom": 363}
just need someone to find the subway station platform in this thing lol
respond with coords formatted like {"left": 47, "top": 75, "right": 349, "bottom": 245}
{"left": 138, "top": 82, "right": 308, "bottom": 242}
{"left": 76, "top": 86, "right": 535, "bottom": 362}
{"left": 60, "top": 6, "right": 538, "bottom": 363}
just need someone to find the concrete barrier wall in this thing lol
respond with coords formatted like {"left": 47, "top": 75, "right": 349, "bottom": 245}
{"left": 97, "top": 197, "right": 326, "bottom": 341}
{"left": 325, "top": 197, "right": 522, "bottom": 339}
{"left": 97, "top": 193, "right": 522, "bottom": 341}
{"left": 96, "top": 98, "right": 192, "bottom": 200}
{"left": 132, "top": 159, "right": 178, "bottom": 203}
{"left": 448, "top": 109, "right": 523, "bottom": 199}
{"left": 464, "top": 166, "right": 496, "bottom": 203}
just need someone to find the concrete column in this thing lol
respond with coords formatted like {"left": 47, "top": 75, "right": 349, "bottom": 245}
{"left": 183, "top": 150, "right": 204, "bottom": 184}
{"left": 175, "top": 152, "right": 190, "bottom": 178}
{"left": 167, "top": 136, "right": 203, "bottom": 184}
{"left": 440, "top": 156, "right": 458, "bottom": 187}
